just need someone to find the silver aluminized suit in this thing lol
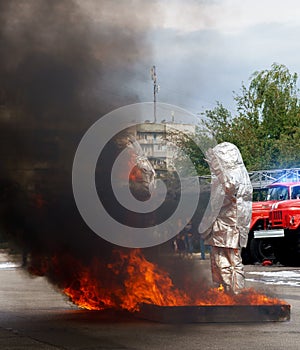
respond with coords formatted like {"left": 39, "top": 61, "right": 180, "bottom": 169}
{"left": 200, "top": 142, "right": 252, "bottom": 293}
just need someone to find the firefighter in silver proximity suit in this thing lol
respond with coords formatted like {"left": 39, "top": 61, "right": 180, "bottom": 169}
{"left": 200, "top": 142, "right": 253, "bottom": 294}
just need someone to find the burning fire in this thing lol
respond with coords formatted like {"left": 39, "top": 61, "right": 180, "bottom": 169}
{"left": 58, "top": 249, "right": 284, "bottom": 312}
{"left": 29, "top": 248, "right": 284, "bottom": 312}
{"left": 62, "top": 249, "right": 190, "bottom": 312}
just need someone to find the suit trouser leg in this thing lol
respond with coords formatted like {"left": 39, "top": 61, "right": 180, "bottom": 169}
{"left": 210, "top": 246, "right": 245, "bottom": 293}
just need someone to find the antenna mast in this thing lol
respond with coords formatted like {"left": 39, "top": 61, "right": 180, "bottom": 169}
{"left": 150, "top": 65, "right": 159, "bottom": 123}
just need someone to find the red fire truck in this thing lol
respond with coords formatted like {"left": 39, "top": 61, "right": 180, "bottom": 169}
{"left": 242, "top": 182, "right": 300, "bottom": 264}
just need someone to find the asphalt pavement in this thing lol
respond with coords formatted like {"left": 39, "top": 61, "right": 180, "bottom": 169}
{"left": 0, "top": 250, "right": 300, "bottom": 350}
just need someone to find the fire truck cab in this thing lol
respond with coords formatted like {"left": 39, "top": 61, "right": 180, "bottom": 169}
{"left": 243, "top": 182, "right": 300, "bottom": 264}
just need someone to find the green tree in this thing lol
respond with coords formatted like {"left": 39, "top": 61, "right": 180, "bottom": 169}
{"left": 202, "top": 63, "right": 300, "bottom": 170}
{"left": 203, "top": 102, "right": 234, "bottom": 142}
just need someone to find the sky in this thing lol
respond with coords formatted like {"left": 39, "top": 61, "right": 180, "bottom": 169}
{"left": 74, "top": 0, "right": 300, "bottom": 116}
{"left": 148, "top": 0, "right": 300, "bottom": 114}
{"left": 77, "top": 0, "right": 300, "bottom": 113}
{"left": 2, "top": 0, "right": 300, "bottom": 119}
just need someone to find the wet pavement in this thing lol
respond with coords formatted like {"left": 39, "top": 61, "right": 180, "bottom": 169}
{"left": 0, "top": 250, "right": 300, "bottom": 349}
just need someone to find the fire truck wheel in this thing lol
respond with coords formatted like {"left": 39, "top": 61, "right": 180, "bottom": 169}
{"left": 250, "top": 238, "right": 277, "bottom": 263}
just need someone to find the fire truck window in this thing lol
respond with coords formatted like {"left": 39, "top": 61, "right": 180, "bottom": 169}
{"left": 268, "top": 186, "right": 288, "bottom": 200}
{"left": 279, "top": 187, "right": 288, "bottom": 200}
{"left": 291, "top": 186, "right": 300, "bottom": 199}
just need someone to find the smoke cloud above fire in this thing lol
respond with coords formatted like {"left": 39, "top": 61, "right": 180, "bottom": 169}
{"left": 0, "top": 1, "right": 154, "bottom": 270}
{"left": 0, "top": 0, "right": 156, "bottom": 120}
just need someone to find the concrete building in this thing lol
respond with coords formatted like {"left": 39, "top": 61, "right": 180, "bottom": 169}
{"left": 136, "top": 122, "right": 195, "bottom": 176}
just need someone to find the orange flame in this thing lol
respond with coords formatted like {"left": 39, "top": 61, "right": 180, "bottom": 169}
{"left": 110, "top": 249, "right": 190, "bottom": 311}
{"left": 57, "top": 249, "right": 285, "bottom": 311}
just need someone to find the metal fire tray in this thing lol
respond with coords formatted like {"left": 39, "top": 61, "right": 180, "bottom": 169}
{"left": 136, "top": 303, "right": 291, "bottom": 323}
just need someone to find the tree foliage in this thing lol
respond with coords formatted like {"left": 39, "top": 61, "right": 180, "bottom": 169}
{"left": 166, "top": 126, "right": 213, "bottom": 176}
{"left": 202, "top": 63, "right": 300, "bottom": 171}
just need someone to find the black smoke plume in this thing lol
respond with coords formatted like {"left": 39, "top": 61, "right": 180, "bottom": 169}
{"left": 0, "top": 0, "right": 155, "bottom": 275}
